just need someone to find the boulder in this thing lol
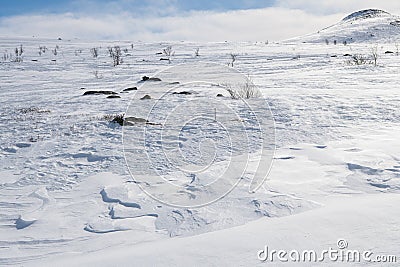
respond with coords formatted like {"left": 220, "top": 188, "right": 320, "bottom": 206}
{"left": 141, "top": 76, "right": 161, "bottom": 82}
{"left": 107, "top": 95, "right": 121, "bottom": 99}
{"left": 122, "top": 87, "right": 137, "bottom": 92}
{"left": 83, "top": 91, "right": 117, "bottom": 96}
{"left": 172, "top": 91, "right": 192, "bottom": 95}
{"left": 140, "top": 95, "right": 151, "bottom": 100}
{"left": 125, "top": 117, "right": 149, "bottom": 124}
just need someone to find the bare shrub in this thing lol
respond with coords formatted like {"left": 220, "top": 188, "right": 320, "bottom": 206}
{"left": 347, "top": 47, "right": 379, "bottom": 66}
{"left": 162, "top": 46, "right": 174, "bottom": 63}
{"left": 194, "top": 48, "right": 200, "bottom": 57}
{"left": 52, "top": 45, "right": 58, "bottom": 56}
{"left": 223, "top": 78, "right": 261, "bottom": 99}
{"left": 371, "top": 46, "right": 378, "bottom": 66}
{"left": 90, "top": 47, "right": 99, "bottom": 58}
{"left": 2, "top": 51, "right": 12, "bottom": 62}
{"left": 14, "top": 45, "right": 23, "bottom": 62}
{"left": 349, "top": 54, "right": 370, "bottom": 65}
{"left": 38, "top": 46, "right": 47, "bottom": 56}
{"left": 93, "top": 70, "right": 103, "bottom": 79}
{"left": 108, "top": 46, "right": 122, "bottom": 66}
{"left": 229, "top": 53, "right": 237, "bottom": 67}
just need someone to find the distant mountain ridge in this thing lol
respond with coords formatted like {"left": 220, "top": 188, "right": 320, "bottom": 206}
{"left": 289, "top": 9, "right": 400, "bottom": 43}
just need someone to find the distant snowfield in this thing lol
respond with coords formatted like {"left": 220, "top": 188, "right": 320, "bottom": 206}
{"left": 1, "top": 18, "right": 400, "bottom": 265}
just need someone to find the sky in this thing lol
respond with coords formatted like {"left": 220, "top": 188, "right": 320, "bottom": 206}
{"left": 0, "top": 0, "right": 399, "bottom": 41}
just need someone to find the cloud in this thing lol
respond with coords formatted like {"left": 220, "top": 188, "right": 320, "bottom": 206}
{"left": 0, "top": 8, "right": 344, "bottom": 41}
{"left": 276, "top": 0, "right": 400, "bottom": 15}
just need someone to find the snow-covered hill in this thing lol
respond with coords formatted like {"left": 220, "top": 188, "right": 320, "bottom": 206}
{"left": 290, "top": 9, "right": 400, "bottom": 44}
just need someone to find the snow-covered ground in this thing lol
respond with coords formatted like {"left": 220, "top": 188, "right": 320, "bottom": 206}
{"left": 1, "top": 10, "right": 400, "bottom": 266}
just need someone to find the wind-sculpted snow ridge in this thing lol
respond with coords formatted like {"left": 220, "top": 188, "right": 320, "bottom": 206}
{"left": 84, "top": 180, "right": 320, "bottom": 237}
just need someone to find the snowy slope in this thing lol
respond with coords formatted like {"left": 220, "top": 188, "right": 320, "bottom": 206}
{"left": 289, "top": 9, "right": 400, "bottom": 44}
{"left": 1, "top": 16, "right": 400, "bottom": 265}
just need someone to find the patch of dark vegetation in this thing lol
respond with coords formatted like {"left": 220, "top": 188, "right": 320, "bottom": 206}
{"left": 172, "top": 91, "right": 192, "bottom": 95}
{"left": 108, "top": 114, "right": 125, "bottom": 126}
{"left": 106, "top": 113, "right": 160, "bottom": 126}
{"left": 28, "top": 135, "right": 43, "bottom": 142}
{"left": 141, "top": 76, "right": 161, "bottom": 82}
{"left": 18, "top": 107, "right": 51, "bottom": 114}
{"left": 122, "top": 87, "right": 137, "bottom": 92}
{"left": 390, "top": 20, "right": 400, "bottom": 26}
{"left": 125, "top": 117, "right": 149, "bottom": 125}
{"left": 274, "top": 156, "right": 295, "bottom": 160}
{"left": 83, "top": 91, "right": 117, "bottom": 96}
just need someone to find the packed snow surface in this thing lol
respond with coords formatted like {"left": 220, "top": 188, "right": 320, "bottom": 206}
{"left": 1, "top": 12, "right": 400, "bottom": 265}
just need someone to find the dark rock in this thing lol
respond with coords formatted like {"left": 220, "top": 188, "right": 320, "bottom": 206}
{"left": 122, "top": 87, "right": 137, "bottom": 92}
{"left": 107, "top": 95, "right": 121, "bottom": 99}
{"left": 142, "top": 76, "right": 161, "bottom": 82}
{"left": 170, "top": 82, "right": 180, "bottom": 85}
{"left": 125, "top": 117, "right": 149, "bottom": 124}
{"left": 160, "top": 58, "right": 170, "bottom": 61}
{"left": 111, "top": 115, "right": 158, "bottom": 126}
{"left": 385, "top": 51, "right": 394, "bottom": 54}
{"left": 217, "top": 94, "right": 224, "bottom": 97}
{"left": 331, "top": 55, "right": 337, "bottom": 57}
{"left": 156, "top": 52, "right": 163, "bottom": 55}
{"left": 390, "top": 20, "right": 400, "bottom": 26}
{"left": 172, "top": 91, "right": 192, "bottom": 95}
{"left": 83, "top": 91, "right": 117, "bottom": 96}
{"left": 343, "top": 54, "right": 352, "bottom": 57}
{"left": 140, "top": 95, "right": 151, "bottom": 100}
{"left": 111, "top": 115, "right": 124, "bottom": 126}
